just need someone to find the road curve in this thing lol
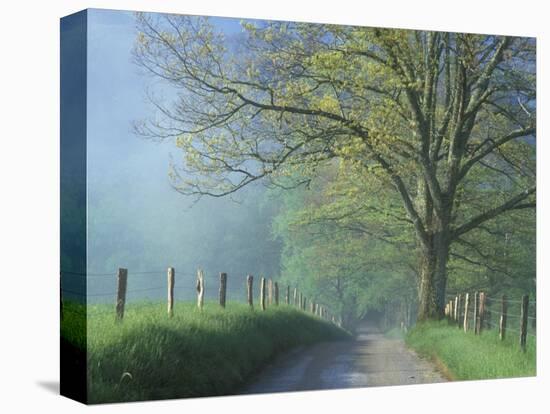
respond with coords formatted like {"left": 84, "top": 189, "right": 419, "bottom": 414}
{"left": 242, "top": 322, "right": 446, "bottom": 394}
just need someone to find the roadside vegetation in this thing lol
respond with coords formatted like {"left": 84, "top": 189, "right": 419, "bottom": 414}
{"left": 383, "top": 327, "right": 406, "bottom": 340}
{"left": 61, "top": 301, "right": 87, "bottom": 350}
{"left": 406, "top": 320, "right": 536, "bottom": 380}
{"left": 62, "top": 301, "right": 349, "bottom": 404}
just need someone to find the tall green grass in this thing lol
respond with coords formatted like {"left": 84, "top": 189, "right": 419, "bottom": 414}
{"left": 61, "top": 301, "right": 86, "bottom": 349}
{"left": 62, "top": 301, "right": 349, "bottom": 404}
{"left": 406, "top": 320, "right": 536, "bottom": 380}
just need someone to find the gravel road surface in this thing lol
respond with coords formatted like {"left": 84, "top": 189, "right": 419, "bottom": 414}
{"left": 243, "top": 322, "right": 446, "bottom": 394}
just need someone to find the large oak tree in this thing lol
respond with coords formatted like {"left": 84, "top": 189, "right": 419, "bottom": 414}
{"left": 133, "top": 14, "right": 536, "bottom": 320}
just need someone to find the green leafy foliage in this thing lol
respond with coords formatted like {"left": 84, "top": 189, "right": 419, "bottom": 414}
{"left": 133, "top": 14, "right": 536, "bottom": 320}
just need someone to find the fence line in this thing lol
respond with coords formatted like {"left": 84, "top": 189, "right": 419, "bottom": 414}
{"left": 60, "top": 267, "right": 341, "bottom": 328}
{"left": 485, "top": 295, "right": 536, "bottom": 304}
{"left": 446, "top": 293, "right": 536, "bottom": 305}
{"left": 444, "top": 291, "right": 535, "bottom": 352}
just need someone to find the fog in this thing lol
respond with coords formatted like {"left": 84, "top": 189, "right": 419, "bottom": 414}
{"left": 61, "top": 10, "right": 281, "bottom": 303}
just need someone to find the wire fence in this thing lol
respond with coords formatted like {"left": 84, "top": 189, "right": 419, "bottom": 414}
{"left": 444, "top": 291, "right": 535, "bottom": 352}
{"left": 60, "top": 267, "right": 342, "bottom": 326}
{"left": 61, "top": 268, "right": 250, "bottom": 302}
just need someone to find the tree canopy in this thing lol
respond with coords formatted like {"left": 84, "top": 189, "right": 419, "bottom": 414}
{"left": 133, "top": 13, "right": 536, "bottom": 321}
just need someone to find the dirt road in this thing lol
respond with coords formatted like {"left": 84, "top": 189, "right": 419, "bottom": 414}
{"left": 243, "top": 322, "right": 446, "bottom": 394}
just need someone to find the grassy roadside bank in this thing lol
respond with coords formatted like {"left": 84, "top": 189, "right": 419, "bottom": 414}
{"left": 62, "top": 301, "right": 349, "bottom": 403}
{"left": 406, "top": 320, "right": 536, "bottom": 380}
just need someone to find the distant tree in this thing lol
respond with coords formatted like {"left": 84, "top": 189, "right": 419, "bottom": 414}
{"left": 272, "top": 172, "right": 418, "bottom": 328}
{"left": 272, "top": 160, "right": 534, "bottom": 326}
{"left": 447, "top": 206, "right": 535, "bottom": 297}
{"left": 133, "top": 14, "right": 535, "bottom": 320}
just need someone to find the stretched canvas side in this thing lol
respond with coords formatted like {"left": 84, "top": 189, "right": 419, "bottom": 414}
{"left": 60, "top": 9, "right": 88, "bottom": 404}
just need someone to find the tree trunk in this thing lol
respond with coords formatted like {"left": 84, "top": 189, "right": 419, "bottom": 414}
{"left": 416, "top": 231, "right": 450, "bottom": 321}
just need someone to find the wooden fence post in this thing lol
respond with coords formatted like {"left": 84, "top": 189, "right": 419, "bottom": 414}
{"left": 267, "top": 279, "right": 273, "bottom": 305}
{"left": 116, "top": 268, "right": 128, "bottom": 321}
{"left": 472, "top": 292, "right": 479, "bottom": 335}
{"left": 476, "top": 292, "right": 485, "bottom": 334}
{"left": 167, "top": 267, "right": 175, "bottom": 317}
{"left": 196, "top": 269, "right": 205, "bottom": 310}
{"left": 452, "top": 300, "right": 455, "bottom": 319}
{"left": 520, "top": 295, "right": 529, "bottom": 352}
{"left": 246, "top": 275, "right": 254, "bottom": 308}
{"left": 299, "top": 292, "right": 303, "bottom": 310}
{"left": 499, "top": 295, "right": 507, "bottom": 341}
{"left": 274, "top": 282, "right": 279, "bottom": 306}
{"left": 456, "top": 294, "right": 462, "bottom": 327}
{"left": 454, "top": 295, "right": 459, "bottom": 322}
{"left": 463, "top": 293, "right": 470, "bottom": 332}
{"left": 293, "top": 287, "right": 298, "bottom": 306}
{"left": 260, "top": 277, "right": 266, "bottom": 311}
{"left": 219, "top": 272, "right": 227, "bottom": 308}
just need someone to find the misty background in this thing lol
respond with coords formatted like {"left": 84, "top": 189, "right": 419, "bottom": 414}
{"left": 81, "top": 10, "right": 281, "bottom": 303}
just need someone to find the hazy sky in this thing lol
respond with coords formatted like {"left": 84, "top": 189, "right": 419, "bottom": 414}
{"left": 84, "top": 10, "right": 281, "bottom": 302}
{"left": 87, "top": 9, "right": 243, "bottom": 201}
